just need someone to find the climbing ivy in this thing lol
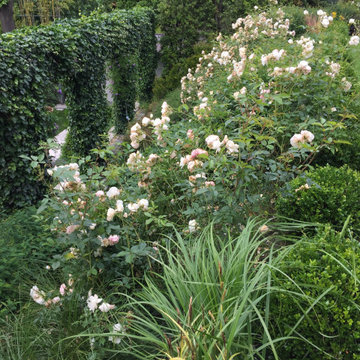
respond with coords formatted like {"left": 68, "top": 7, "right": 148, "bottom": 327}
{"left": 0, "top": 7, "right": 156, "bottom": 210}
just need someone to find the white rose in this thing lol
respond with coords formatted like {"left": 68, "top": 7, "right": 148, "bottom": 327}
{"left": 68, "top": 163, "right": 79, "bottom": 171}
{"left": 99, "top": 302, "right": 115, "bottom": 312}
{"left": 30, "top": 285, "right": 46, "bottom": 305}
{"left": 109, "top": 323, "right": 124, "bottom": 344}
{"left": 138, "top": 198, "right": 149, "bottom": 210}
{"left": 205, "top": 135, "right": 222, "bottom": 152}
{"left": 349, "top": 36, "right": 360, "bottom": 46}
{"left": 107, "top": 208, "right": 116, "bottom": 221}
{"left": 128, "top": 203, "right": 140, "bottom": 213}
{"left": 321, "top": 18, "right": 329, "bottom": 28}
{"left": 106, "top": 187, "right": 120, "bottom": 199}
{"left": 290, "top": 133, "right": 305, "bottom": 148}
{"left": 130, "top": 123, "right": 141, "bottom": 132}
{"left": 300, "top": 130, "right": 315, "bottom": 143}
{"left": 189, "top": 219, "right": 198, "bottom": 233}
{"left": 87, "top": 294, "right": 102, "bottom": 312}
{"left": 142, "top": 117, "right": 151, "bottom": 126}
{"left": 225, "top": 140, "right": 239, "bottom": 154}
{"left": 116, "top": 200, "right": 124, "bottom": 213}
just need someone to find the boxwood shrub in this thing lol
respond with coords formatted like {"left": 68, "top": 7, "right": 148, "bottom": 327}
{"left": 276, "top": 165, "right": 360, "bottom": 230}
{"left": 270, "top": 226, "right": 360, "bottom": 359}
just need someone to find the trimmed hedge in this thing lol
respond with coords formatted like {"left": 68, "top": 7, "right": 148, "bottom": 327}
{"left": 0, "top": 7, "right": 156, "bottom": 210}
{"left": 271, "top": 226, "right": 360, "bottom": 359}
{"left": 276, "top": 165, "right": 360, "bottom": 230}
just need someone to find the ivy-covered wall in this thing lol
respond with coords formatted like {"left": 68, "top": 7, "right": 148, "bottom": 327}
{"left": 0, "top": 7, "right": 156, "bottom": 210}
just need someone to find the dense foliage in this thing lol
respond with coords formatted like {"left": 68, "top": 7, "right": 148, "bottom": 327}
{"left": 271, "top": 226, "right": 360, "bottom": 359}
{"left": 115, "top": 221, "right": 287, "bottom": 359}
{"left": 276, "top": 165, "right": 360, "bottom": 229}
{"left": 0, "top": 207, "right": 57, "bottom": 314}
{"left": 158, "top": 0, "right": 268, "bottom": 68}
{"left": 0, "top": 7, "right": 156, "bottom": 210}
{"left": 33, "top": 5, "right": 360, "bottom": 302}
{"left": 2, "top": 3, "right": 360, "bottom": 359}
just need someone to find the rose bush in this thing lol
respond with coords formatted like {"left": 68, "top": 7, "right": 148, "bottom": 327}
{"left": 24, "top": 6, "right": 360, "bottom": 357}
{"left": 35, "top": 4, "right": 360, "bottom": 297}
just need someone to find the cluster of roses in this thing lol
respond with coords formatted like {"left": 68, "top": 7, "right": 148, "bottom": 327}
{"left": 325, "top": 61, "right": 341, "bottom": 78}
{"left": 231, "top": 9, "right": 292, "bottom": 41}
{"left": 290, "top": 130, "right": 315, "bottom": 148}
{"left": 127, "top": 151, "right": 161, "bottom": 187}
{"left": 102, "top": 189, "right": 149, "bottom": 222}
{"left": 48, "top": 163, "right": 86, "bottom": 192}
{"left": 295, "top": 36, "right": 315, "bottom": 58}
{"left": 270, "top": 60, "right": 312, "bottom": 77}
{"left": 30, "top": 274, "right": 74, "bottom": 308}
{"left": 261, "top": 48, "right": 286, "bottom": 66}
{"left": 193, "top": 97, "right": 213, "bottom": 121}
{"left": 205, "top": 135, "right": 239, "bottom": 154}
{"left": 313, "top": 9, "right": 334, "bottom": 28}
{"left": 179, "top": 134, "right": 239, "bottom": 173}
{"left": 130, "top": 102, "right": 172, "bottom": 149}
{"left": 181, "top": 10, "right": 297, "bottom": 110}
{"left": 87, "top": 291, "right": 115, "bottom": 313}
{"left": 87, "top": 292, "right": 125, "bottom": 345}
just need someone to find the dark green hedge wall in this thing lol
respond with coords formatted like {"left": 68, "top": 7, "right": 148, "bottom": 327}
{"left": 0, "top": 7, "right": 156, "bottom": 210}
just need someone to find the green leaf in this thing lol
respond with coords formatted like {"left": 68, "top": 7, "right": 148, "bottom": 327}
{"left": 52, "top": 261, "right": 60, "bottom": 270}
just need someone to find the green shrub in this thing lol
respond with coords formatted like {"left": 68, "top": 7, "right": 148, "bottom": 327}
{"left": 276, "top": 165, "right": 360, "bottom": 230}
{"left": 281, "top": 5, "right": 308, "bottom": 36}
{"left": 329, "top": 1, "right": 360, "bottom": 21}
{"left": 270, "top": 226, "right": 360, "bottom": 359}
{"left": 151, "top": 87, "right": 181, "bottom": 119}
{"left": 153, "top": 42, "right": 212, "bottom": 99}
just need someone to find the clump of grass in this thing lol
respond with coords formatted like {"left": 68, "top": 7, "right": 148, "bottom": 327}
{"left": 111, "top": 219, "right": 312, "bottom": 360}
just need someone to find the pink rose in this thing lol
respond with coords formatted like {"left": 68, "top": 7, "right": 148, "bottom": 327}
{"left": 59, "top": 283, "right": 66, "bottom": 296}
{"left": 108, "top": 235, "right": 119, "bottom": 246}
{"left": 66, "top": 224, "right": 80, "bottom": 234}
{"left": 190, "top": 148, "right": 208, "bottom": 160}
{"left": 187, "top": 129, "right": 195, "bottom": 140}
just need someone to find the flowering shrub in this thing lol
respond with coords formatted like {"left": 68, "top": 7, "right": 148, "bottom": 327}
{"left": 276, "top": 165, "right": 360, "bottom": 229}
{"left": 180, "top": 8, "right": 354, "bottom": 155}
{"left": 25, "top": 8, "right": 360, "bottom": 357}
{"left": 33, "top": 5, "right": 360, "bottom": 295}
